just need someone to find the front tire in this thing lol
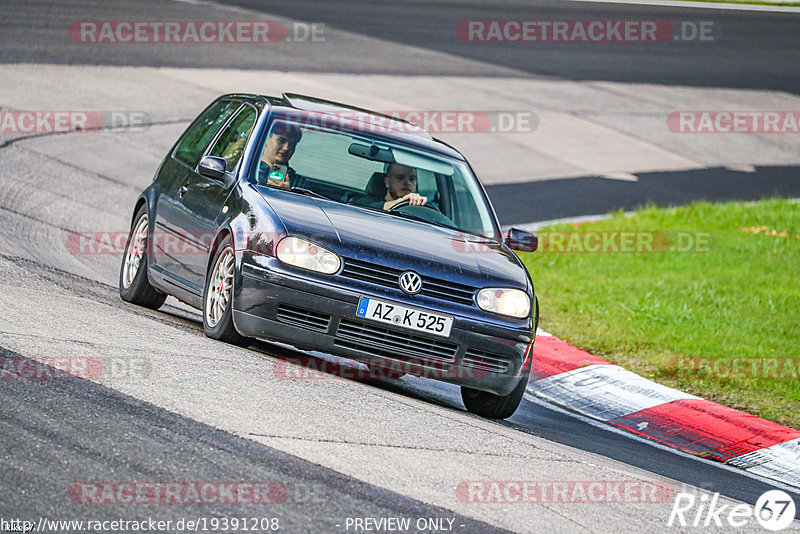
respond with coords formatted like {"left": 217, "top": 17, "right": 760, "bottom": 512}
{"left": 203, "top": 236, "right": 251, "bottom": 347}
{"left": 461, "top": 360, "right": 531, "bottom": 419}
{"left": 119, "top": 206, "right": 167, "bottom": 310}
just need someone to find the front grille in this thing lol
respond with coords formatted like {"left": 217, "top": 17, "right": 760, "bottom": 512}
{"left": 462, "top": 349, "right": 512, "bottom": 373}
{"left": 340, "top": 258, "right": 476, "bottom": 305}
{"left": 276, "top": 304, "right": 331, "bottom": 333}
{"left": 334, "top": 319, "right": 457, "bottom": 363}
{"left": 341, "top": 258, "right": 399, "bottom": 286}
{"left": 420, "top": 278, "right": 476, "bottom": 305}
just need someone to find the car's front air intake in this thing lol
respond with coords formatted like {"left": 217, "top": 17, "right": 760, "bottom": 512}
{"left": 334, "top": 319, "right": 458, "bottom": 363}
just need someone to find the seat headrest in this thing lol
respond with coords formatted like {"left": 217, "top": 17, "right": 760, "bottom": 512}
{"left": 365, "top": 172, "right": 386, "bottom": 198}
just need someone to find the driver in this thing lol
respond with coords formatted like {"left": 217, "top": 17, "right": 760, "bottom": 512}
{"left": 352, "top": 163, "right": 428, "bottom": 210}
{"left": 383, "top": 163, "right": 427, "bottom": 210}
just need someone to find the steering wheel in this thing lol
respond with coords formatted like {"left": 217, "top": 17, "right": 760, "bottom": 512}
{"left": 387, "top": 199, "right": 455, "bottom": 227}
{"left": 388, "top": 199, "right": 440, "bottom": 212}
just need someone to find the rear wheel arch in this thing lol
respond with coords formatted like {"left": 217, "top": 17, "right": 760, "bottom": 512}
{"left": 119, "top": 204, "right": 167, "bottom": 310}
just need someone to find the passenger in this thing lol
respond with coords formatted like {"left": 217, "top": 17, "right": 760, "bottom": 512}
{"left": 257, "top": 122, "right": 303, "bottom": 188}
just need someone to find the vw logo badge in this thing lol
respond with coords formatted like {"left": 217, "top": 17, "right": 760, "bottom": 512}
{"left": 398, "top": 271, "right": 422, "bottom": 295}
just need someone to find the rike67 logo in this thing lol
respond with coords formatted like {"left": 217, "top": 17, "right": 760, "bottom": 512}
{"left": 668, "top": 489, "right": 796, "bottom": 531}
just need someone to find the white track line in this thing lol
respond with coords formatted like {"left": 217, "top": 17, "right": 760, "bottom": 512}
{"left": 523, "top": 392, "right": 800, "bottom": 495}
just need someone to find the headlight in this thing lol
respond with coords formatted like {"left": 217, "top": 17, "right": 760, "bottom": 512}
{"left": 276, "top": 237, "right": 341, "bottom": 274}
{"left": 476, "top": 288, "right": 530, "bottom": 318}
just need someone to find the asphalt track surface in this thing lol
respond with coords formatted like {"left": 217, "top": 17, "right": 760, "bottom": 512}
{"left": 488, "top": 165, "right": 800, "bottom": 224}
{"left": 5, "top": 0, "right": 799, "bottom": 92}
{"left": 215, "top": 0, "right": 800, "bottom": 93}
{"left": 4, "top": 0, "right": 800, "bottom": 224}
{"left": 0, "top": 341, "right": 506, "bottom": 533}
{"left": 2, "top": 0, "right": 800, "bottom": 532}
{"left": 2, "top": 256, "right": 798, "bottom": 527}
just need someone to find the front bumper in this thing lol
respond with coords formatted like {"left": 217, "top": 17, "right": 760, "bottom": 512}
{"left": 234, "top": 254, "right": 534, "bottom": 396}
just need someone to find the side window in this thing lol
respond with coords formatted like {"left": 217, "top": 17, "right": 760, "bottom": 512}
{"left": 174, "top": 100, "right": 240, "bottom": 167}
{"left": 416, "top": 169, "right": 437, "bottom": 200}
{"left": 208, "top": 106, "right": 258, "bottom": 170}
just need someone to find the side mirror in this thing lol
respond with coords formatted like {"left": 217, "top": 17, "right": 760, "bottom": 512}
{"left": 198, "top": 156, "right": 227, "bottom": 181}
{"left": 505, "top": 227, "right": 538, "bottom": 252}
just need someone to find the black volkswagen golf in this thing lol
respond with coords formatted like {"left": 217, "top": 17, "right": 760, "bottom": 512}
{"left": 120, "top": 93, "right": 539, "bottom": 419}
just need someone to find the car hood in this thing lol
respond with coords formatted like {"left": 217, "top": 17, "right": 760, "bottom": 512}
{"left": 257, "top": 188, "right": 529, "bottom": 289}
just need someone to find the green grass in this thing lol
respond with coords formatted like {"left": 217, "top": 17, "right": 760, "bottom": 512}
{"left": 520, "top": 199, "right": 800, "bottom": 429}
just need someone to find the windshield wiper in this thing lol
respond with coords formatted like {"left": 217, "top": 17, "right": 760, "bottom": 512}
{"left": 288, "top": 186, "right": 328, "bottom": 200}
{"left": 383, "top": 209, "right": 456, "bottom": 231}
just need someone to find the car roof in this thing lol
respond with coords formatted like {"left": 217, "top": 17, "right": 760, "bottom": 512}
{"left": 224, "top": 92, "right": 466, "bottom": 161}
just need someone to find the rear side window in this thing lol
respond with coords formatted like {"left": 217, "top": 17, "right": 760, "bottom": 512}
{"left": 174, "top": 100, "right": 241, "bottom": 167}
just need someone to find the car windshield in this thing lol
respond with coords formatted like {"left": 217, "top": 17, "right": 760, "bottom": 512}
{"left": 249, "top": 118, "right": 500, "bottom": 240}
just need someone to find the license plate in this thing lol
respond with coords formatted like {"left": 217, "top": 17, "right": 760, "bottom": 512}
{"left": 356, "top": 297, "right": 453, "bottom": 338}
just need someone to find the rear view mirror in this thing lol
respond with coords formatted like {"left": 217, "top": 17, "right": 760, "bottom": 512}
{"left": 505, "top": 228, "right": 538, "bottom": 252}
{"left": 198, "top": 156, "right": 226, "bottom": 180}
{"left": 348, "top": 143, "right": 394, "bottom": 163}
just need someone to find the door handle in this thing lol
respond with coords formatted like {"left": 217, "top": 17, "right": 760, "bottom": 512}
{"left": 178, "top": 185, "right": 188, "bottom": 197}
